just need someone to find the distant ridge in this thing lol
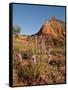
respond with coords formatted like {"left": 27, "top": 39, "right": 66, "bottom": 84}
{"left": 31, "top": 16, "right": 65, "bottom": 46}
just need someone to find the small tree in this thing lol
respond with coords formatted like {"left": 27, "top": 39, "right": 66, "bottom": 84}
{"left": 13, "top": 25, "right": 21, "bottom": 38}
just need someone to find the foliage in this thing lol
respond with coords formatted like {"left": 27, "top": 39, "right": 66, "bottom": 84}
{"left": 13, "top": 34, "right": 65, "bottom": 86}
{"left": 13, "top": 25, "right": 21, "bottom": 38}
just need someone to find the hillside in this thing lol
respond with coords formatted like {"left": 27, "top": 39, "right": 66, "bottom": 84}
{"left": 31, "top": 16, "right": 65, "bottom": 47}
{"left": 13, "top": 17, "right": 66, "bottom": 86}
{"left": 35, "top": 16, "right": 65, "bottom": 37}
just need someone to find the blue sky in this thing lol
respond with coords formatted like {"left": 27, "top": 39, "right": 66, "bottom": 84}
{"left": 13, "top": 4, "right": 65, "bottom": 35}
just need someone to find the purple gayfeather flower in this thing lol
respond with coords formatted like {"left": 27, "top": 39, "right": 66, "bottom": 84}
{"left": 31, "top": 55, "right": 36, "bottom": 64}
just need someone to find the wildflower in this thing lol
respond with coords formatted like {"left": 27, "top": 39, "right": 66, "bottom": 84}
{"left": 31, "top": 54, "right": 36, "bottom": 64}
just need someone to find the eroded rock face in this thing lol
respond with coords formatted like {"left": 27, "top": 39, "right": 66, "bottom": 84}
{"left": 33, "top": 16, "right": 65, "bottom": 47}
{"left": 42, "top": 17, "right": 65, "bottom": 38}
{"left": 35, "top": 16, "right": 65, "bottom": 37}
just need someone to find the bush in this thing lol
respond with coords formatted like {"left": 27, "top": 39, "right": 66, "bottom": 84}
{"left": 21, "top": 50, "right": 32, "bottom": 59}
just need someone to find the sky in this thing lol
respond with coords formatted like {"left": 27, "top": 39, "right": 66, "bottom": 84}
{"left": 13, "top": 3, "right": 65, "bottom": 35}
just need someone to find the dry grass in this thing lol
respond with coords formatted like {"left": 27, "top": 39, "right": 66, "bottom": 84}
{"left": 13, "top": 36, "right": 66, "bottom": 86}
